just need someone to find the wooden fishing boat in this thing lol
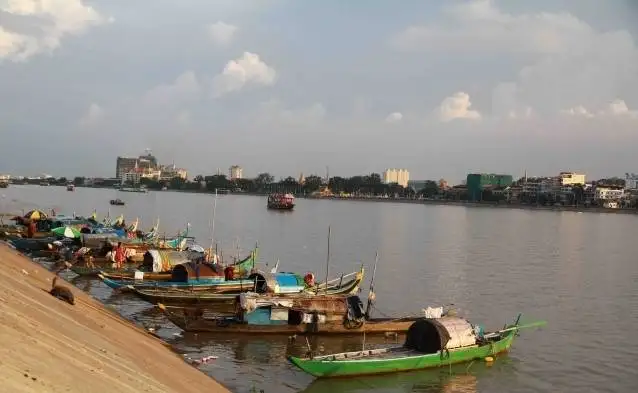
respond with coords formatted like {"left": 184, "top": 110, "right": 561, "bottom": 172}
{"left": 97, "top": 247, "right": 259, "bottom": 286}
{"left": 288, "top": 314, "right": 546, "bottom": 378}
{"left": 158, "top": 294, "right": 422, "bottom": 334}
{"left": 127, "top": 268, "right": 364, "bottom": 306}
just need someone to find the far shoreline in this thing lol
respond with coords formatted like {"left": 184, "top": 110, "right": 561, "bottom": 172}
{"left": 6, "top": 184, "right": 638, "bottom": 216}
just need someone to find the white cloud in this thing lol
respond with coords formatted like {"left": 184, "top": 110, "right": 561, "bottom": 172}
{"left": 561, "top": 105, "right": 594, "bottom": 118}
{"left": 78, "top": 103, "right": 104, "bottom": 127}
{"left": 438, "top": 92, "right": 481, "bottom": 122}
{"left": 562, "top": 100, "right": 638, "bottom": 119}
{"left": 143, "top": 71, "right": 200, "bottom": 107}
{"left": 206, "top": 21, "right": 238, "bottom": 46}
{"left": 0, "top": 0, "right": 109, "bottom": 62}
{"left": 212, "top": 52, "right": 276, "bottom": 97}
{"left": 385, "top": 112, "right": 403, "bottom": 123}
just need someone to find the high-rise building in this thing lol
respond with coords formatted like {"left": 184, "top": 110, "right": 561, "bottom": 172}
{"left": 116, "top": 157, "right": 139, "bottom": 179}
{"left": 229, "top": 165, "right": 243, "bottom": 180}
{"left": 382, "top": 169, "right": 410, "bottom": 188}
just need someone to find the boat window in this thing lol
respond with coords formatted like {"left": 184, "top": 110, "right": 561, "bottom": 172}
{"left": 288, "top": 309, "right": 303, "bottom": 325}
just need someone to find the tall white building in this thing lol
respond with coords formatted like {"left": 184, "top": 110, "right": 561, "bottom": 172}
{"left": 382, "top": 168, "right": 410, "bottom": 188}
{"left": 229, "top": 165, "right": 243, "bottom": 180}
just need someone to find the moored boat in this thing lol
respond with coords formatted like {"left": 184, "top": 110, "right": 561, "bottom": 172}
{"left": 288, "top": 314, "right": 546, "bottom": 378}
{"left": 110, "top": 199, "right": 125, "bottom": 206}
{"left": 158, "top": 293, "right": 423, "bottom": 334}
{"left": 127, "top": 268, "right": 364, "bottom": 306}
{"left": 267, "top": 193, "right": 295, "bottom": 210}
{"left": 97, "top": 247, "right": 259, "bottom": 287}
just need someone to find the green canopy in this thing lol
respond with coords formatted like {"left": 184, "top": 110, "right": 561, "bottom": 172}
{"left": 52, "top": 226, "right": 81, "bottom": 239}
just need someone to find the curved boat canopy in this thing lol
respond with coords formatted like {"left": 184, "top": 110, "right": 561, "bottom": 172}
{"left": 404, "top": 317, "right": 477, "bottom": 354}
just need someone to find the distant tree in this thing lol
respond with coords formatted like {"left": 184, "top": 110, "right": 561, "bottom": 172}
{"left": 73, "top": 177, "right": 85, "bottom": 186}
{"left": 255, "top": 173, "right": 275, "bottom": 186}
{"left": 303, "top": 175, "right": 324, "bottom": 193}
{"left": 193, "top": 175, "right": 204, "bottom": 183}
{"left": 57, "top": 177, "right": 68, "bottom": 185}
{"left": 419, "top": 180, "right": 440, "bottom": 198}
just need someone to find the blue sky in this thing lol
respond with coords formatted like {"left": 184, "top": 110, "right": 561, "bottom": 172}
{"left": 1, "top": 0, "right": 637, "bottom": 182}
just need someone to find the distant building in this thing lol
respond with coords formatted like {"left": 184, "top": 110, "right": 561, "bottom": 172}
{"left": 123, "top": 172, "right": 141, "bottom": 185}
{"left": 558, "top": 172, "right": 585, "bottom": 186}
{"left": 382, "top": 168, "right": 409, "bottom": 188}
{"left": 407, "top": 180, "right": 427, "bottom": 192}
{"left": 159, "top": 164, "right": 188, "bottom": 181}
{"left": 625, "top": 173, "right": 638, "bottom": 190}
{"left": 594, "top": 186, "right": 624, "bottom": 201}
{"left": 116, "top": 157, "right": 138, "bottom": 179}
{"left": 466, "top": 173, "right": 513, "bottom": 201}
{"left": 229, "top": 165, "right": 243, "bottom": 180}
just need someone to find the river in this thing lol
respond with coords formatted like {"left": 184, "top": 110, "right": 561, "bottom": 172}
{"left": 1, "top": 185, "right": 637, "bottom": 393}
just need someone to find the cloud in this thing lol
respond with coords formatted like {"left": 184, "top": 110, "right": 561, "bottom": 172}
{"left": 392, "top": 0, "right": 638, "bottom": 118}
{"left": 562, "top": 99, "right": 638, "bottom": 119}
{"left": 206, "top": 21, "right": 238, "bottom": 46}
{"left": 391, "top": 0, "right": 593, "bottom": 55}
{"left": 0, "top": 0, "right": 109, "bottom": 62}
{"left": 438, "top": 92, "right": 481, "bottom": 122}
{"left": 561, "top": 105, "right": 594, "bottom": 118}
{"left": 78, "top": 103, "right": 105, "bottom": 127}
{"left": 212, "top": 52, "right": 276, "bottom": 97}
{"left": 385, "top": 112, "right": 403, "bottom": 123}
{"left": 142, "top": 71, "right": 201, "bottom": 107}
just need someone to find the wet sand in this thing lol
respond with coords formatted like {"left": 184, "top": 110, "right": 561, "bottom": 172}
{"left": 0, "top": 242, "right": 229, "bottom": 393}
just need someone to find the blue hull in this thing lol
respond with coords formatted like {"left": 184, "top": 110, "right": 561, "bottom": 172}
{"left": 101, "top": 275, "right": 255, "bottom": 291}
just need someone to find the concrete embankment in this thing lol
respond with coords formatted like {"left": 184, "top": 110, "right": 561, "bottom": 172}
{"left": 0, "top": 243, "right": 229, "bottom": 393}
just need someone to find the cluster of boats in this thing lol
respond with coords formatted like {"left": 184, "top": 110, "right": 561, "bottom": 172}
{"left": 0, "top": 208, "right": 544, "bottom": 379}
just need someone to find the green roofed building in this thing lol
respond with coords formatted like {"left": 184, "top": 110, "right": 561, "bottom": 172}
{"left": 466, "top": 173, "right": 513, "bottom": 201}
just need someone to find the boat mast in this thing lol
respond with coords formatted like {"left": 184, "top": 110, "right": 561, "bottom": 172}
{"left": 209, "top": 189, "right": 218, "bottom": 262}
{"left": 322, "top": 226, "right": 331, "bottom": 294}
{"left": 364, "top": 251, "right": 379, "bottom": 320}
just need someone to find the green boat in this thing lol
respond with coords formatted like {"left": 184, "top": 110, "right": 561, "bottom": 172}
{"left": 288, "top": 314, "right": 545, "bottom": 378}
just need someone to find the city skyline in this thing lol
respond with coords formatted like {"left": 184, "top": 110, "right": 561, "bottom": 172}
{"left": 1, "top": 1, "right": 638, "bottom": 181}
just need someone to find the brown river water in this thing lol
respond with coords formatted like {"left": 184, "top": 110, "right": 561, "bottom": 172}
{"left": 2, "top": 185, "right": 637, "bottom": 393}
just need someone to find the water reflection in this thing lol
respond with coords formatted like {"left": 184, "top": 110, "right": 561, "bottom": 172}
{"left": 301, "top": 371, "right": 478, "bottom": 393}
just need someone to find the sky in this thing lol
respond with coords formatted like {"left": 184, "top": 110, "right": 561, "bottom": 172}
{"left": 1, "top": 0, "right": 637, "bottom": 183}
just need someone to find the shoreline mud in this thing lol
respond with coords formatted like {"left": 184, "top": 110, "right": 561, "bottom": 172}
{"left": 0, "top": 242, "right": 229, "bottom": 393}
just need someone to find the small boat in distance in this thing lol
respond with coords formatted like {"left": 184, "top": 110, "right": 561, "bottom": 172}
{"left": 0, "top": 180, "right": 8, "bottom": 188}
{"left": 267, "top": 193, "right": 295, "bottom": 210}
{"left": 120, "top": 186, "right": 148, "bottom": 193}
{"left": 39, "top": 181, "right": 50, "bottom": 186}
{"left": 66, "top": 183, "right": 75, "bottom": 191}
{"left": 110, "top": 199, "right": 125, "bottom": 206}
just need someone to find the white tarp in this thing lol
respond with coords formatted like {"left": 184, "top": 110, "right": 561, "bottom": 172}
{"left": 149, "top": 250, "right": 163, "bottom": 272}
{"left": 438, "top": 317, "right": 477, "bottom": 349}
{"left": 423, "top": 306, "right": 443, "bottom": 319}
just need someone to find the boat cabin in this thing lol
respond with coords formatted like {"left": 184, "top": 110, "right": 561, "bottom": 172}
{"left": 404, "top": 317, "right": 478, "bottom": 354}
{"left": 248, "top": 271, "right": 306, "bottom": 294}
{"left": 235, "top": 294, "right": 364, "bottom": 326}
{"left": 170, "top": 261, "right": 225, "bottom": 283}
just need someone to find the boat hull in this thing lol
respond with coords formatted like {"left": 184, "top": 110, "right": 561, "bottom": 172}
{"left": 128, "top": 273, "right": 363, "bottom": 305}
{"left": 162, "top": 305, "right": 420, "bottom": 334}
{"left": 100, "top": 275, "right": 256, "bottom": 292}
{"left": 288, "top": 330, "right": 516, "bottom": 378}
